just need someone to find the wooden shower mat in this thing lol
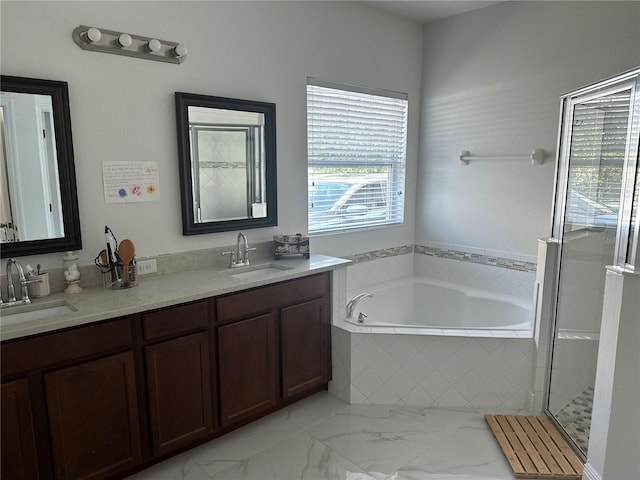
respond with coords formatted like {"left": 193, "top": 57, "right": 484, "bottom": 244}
{"left": 485, "top": 414, "right": 583, "bottom": 479}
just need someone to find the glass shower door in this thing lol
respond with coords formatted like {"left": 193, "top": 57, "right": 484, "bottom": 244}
{"left": 547, "top": 77, "right": 637, "bottom": 456}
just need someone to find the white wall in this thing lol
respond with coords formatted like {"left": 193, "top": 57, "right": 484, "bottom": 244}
{"left": 0, "top": 1, "right": 423, "bottom": 268}
{"left": 417, "top": 1, "right": 640, "bottom": 259}
{"left": 587, "top": 270, "right": 640, "bottom": 480}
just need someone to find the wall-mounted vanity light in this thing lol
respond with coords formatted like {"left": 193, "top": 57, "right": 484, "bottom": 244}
{"left": 72, "top": 25, "right": 187, "bottom": 64}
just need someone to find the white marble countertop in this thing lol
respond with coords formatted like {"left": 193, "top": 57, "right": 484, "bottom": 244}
{"left": 0, "top": 254, "right": 350, "bottom": 342}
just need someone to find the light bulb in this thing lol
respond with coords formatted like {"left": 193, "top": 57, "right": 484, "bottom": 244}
{"left": 173, "top": 44, "right": 188, "bottom": 57}
{"left": 117, "top": 33, "right": 132, "bottom": 48}
{"left": 86, "top": 27, "right": 102, "bottom": 43}
{"left": 146, "top": 39, "right": 161, "bottom": 52}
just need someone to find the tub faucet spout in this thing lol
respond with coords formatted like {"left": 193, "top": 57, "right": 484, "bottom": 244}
{"left": 346, "top": 292, "right": 373, "bottom": 319}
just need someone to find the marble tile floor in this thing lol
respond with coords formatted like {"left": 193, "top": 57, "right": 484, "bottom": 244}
{"left": 127, "top": 391, "right": 518, "bottom": 480}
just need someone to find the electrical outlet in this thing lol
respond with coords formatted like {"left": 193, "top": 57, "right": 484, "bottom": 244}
{"left": 137, "top": 259, "right": 157, "bottom": 275}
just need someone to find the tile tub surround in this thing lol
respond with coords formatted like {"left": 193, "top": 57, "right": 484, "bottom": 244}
{"left": 330, "top": 327, "right": 535, "bottom": 410}
{"left": 415, "top": 245, "right": 537, "bottom": 273}
{"left": 413, "top": 251, "right": 536, "bottom": 302}
{"left": 345, "top": 245, "right": 414, "bottom": 264}
{"left": 346, "top": 250, "right": 415, "bottom": 292}
{"left": 345, "top": 244, "right": 537, "bottom": 273}
{"left": 345, "top": 244, "right": 536, "bottom": 302}
{"left": 334, "top": 246, "right": 538, "bottom": 410}
{"left": 127, "top": 391, "right": 517, "bottom": 480}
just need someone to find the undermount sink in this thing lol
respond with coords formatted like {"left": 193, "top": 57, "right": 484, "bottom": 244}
{"left": 1, "top": 300, "right": 78, "bottom": 326}
{"left": 227, "top": 263, "right": 294, "bottom": 280}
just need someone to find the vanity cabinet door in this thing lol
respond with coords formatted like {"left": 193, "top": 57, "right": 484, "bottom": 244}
{"left": 217, "top": 313, "right": 277, "bottom": 427}
{"left": 1, "top": 378, "right": 39, "bottom": 480}
{"left": 44, "top": 351, "right": 141, "bottom": 480}
{"left": 145, "top": 332, "right": 213, "bottom": 455}
{"left": 280, "top": 298, "right": 329, "bottom": 399}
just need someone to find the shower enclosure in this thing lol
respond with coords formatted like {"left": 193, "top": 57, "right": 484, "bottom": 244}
{"left": 545, "top": 68, "right": 640, "bottom": 457}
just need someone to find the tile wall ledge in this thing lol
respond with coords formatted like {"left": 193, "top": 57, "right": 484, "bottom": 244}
{"left": 343, "top": 243, "right": 537, "bottom": 273}
{"left": 422, "top": 241, "right": 538, "bottom": 264}
{"left": 415, "top": 245, "right": 537, "bottom": 273}
{"left": 343, "top": 245, "right": 414, "bottom": 263}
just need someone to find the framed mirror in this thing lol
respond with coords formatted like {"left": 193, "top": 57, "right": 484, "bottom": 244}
{"left": 175, "top": 92, "right": 278, "bottom": 235}
{"left": 1, "top": 76, "right": 82, "bottom": 258}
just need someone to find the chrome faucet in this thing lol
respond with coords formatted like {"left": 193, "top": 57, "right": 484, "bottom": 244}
{"left": 237, "top": 232, "right": 248, "bottom": 264}
{"left": 222, "top": 232, "right": 257, "bottom": 268}
{"left": 346, "top": 292, "right": 373, "bottom": 319}
{"left": 3, "top": 258, "right": 38, "bottom": 307}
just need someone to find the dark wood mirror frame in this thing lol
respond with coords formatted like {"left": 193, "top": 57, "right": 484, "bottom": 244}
{"left": 1, "top": 75, "right": 82, "bottom": 258}
{"left": 175, "top": 92, "right": 278, "bottom": 235}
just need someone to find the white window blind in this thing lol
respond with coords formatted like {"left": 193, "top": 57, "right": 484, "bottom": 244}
{"left": 565, "top": 91, "right": 631, "bottom": 229}
{"left": 307, "top": 79, "right": 408, "bottom": 234}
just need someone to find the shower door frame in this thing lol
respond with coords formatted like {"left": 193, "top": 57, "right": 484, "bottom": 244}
{"left": 543, "top": 67, "right": 640, "bottom": 459}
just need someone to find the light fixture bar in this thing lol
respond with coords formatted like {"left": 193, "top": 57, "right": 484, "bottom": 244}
{"left": 72, "top": 25, "right": 187, "bottom": 64}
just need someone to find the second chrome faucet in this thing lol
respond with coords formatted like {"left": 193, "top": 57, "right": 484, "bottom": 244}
{"left": 222, "top": 232, "right": 257, "bottom": 268}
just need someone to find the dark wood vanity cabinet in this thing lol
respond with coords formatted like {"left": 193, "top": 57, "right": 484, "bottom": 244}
{"left": 1, "top": 318, "right": 138, "bottom": 480}
{"left": 144, "top": 333, "right": 214, "bottom": 455}
{"left": 217, "top": 313, "right": 277, "bottom": 426}
{"left": 1, "top": 378, "right": 39, "bottom": 480}
{"left": 142, "top": 300, "right": 214, "bottom": 455}
{"left": 216, "top": 273, "right": 330, "bottom": 427}
{"left": 44, "top": 352, "right": 141, "bottom": 480}
{"left": 0, "top": 272, "right": 331, "bottom": 480}
{"left": 281, "top": 298, "right": 329, "bottom": 399}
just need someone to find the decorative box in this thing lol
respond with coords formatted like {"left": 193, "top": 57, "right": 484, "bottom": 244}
{"left": 274, "top": 234, "right": 310, "bottom": 259}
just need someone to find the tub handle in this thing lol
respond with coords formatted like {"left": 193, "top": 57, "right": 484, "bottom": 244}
{"left": 357, "top": 312, "right": 368, "bottom": 323}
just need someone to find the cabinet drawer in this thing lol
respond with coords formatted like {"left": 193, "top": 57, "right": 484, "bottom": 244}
{"left": 1, "top": 318, "right": 132, "bottom": 378}
{"left": 142, "top": 301, "right": 208, "bottom": 341}
{"left": 217, "top": 273, "right": 328, "bottom": 322}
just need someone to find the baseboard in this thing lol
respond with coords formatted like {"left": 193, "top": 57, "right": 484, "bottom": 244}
{"left": 582, "top": 463, "right": 601, "bottom": 480}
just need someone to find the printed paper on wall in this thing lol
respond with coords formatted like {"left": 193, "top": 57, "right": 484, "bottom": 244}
{"left": 103, "top": 161, "right": 160, "bottom": 203}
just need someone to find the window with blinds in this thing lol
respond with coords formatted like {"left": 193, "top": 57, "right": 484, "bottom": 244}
{"left": 564, "top": 91, "right": 631, "bottom": 230}
{"left": 306, "top": 79, "right": 408, "bottom": 234}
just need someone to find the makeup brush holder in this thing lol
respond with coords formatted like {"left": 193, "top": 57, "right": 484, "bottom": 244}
{"left": 103, "top": 260, "right": 137, "bottom": 289}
